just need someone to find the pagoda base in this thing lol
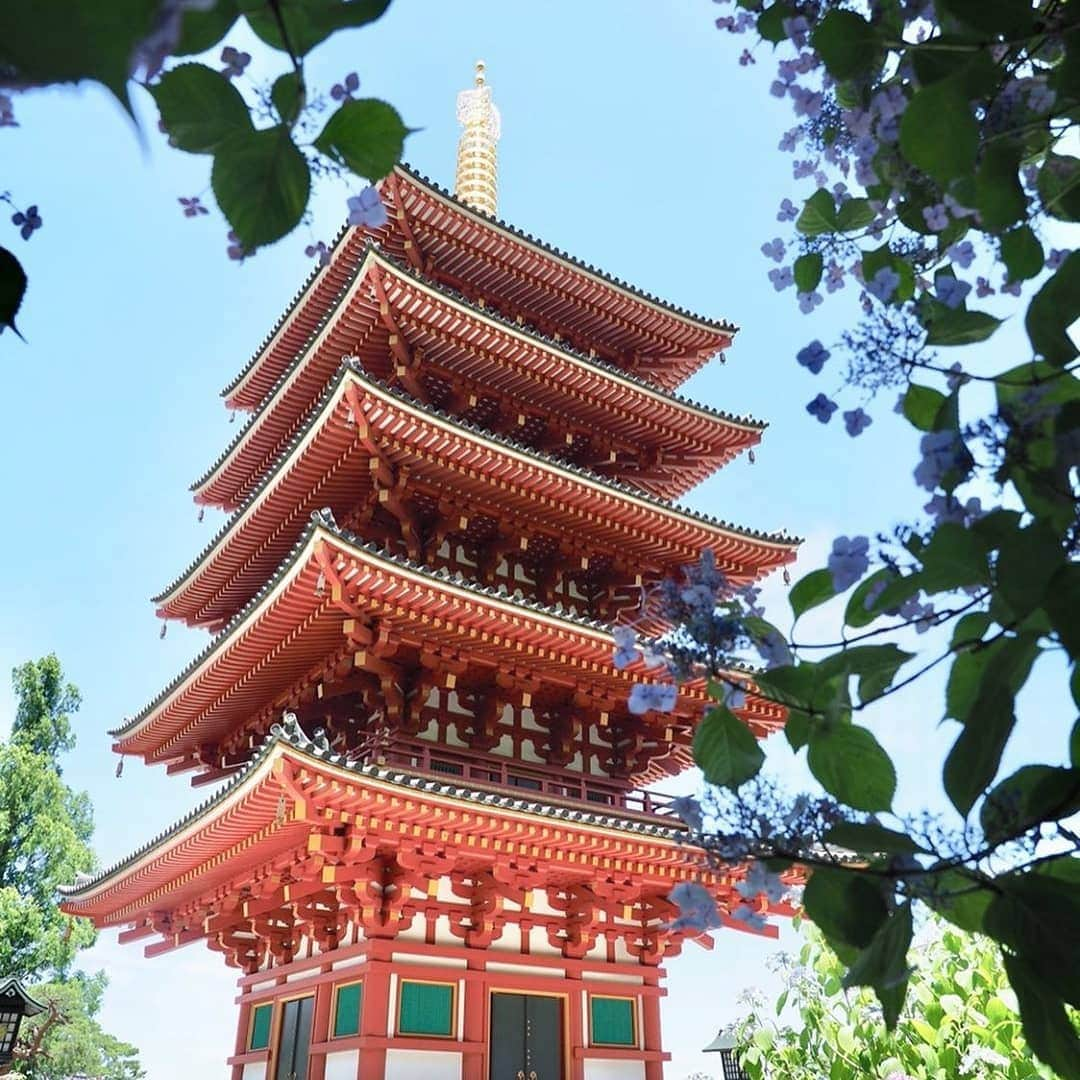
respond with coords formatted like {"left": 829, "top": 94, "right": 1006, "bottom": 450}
{"left": 228, "top": 935, "right": 668, "bottom": 1080}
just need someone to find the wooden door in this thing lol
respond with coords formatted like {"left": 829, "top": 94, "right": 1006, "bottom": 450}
{"left": 490, "top": 993, "right": 563, "bottom": 1080}
{"left": 274, "top": 995, "right": 314, "bottom": 1080}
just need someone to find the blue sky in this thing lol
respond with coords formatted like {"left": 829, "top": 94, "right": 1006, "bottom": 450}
{"left": 0, "top": 2, "right": 1071, "bottom": 1077}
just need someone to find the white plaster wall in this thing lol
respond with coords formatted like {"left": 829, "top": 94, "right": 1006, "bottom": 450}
{"left": 582, "top": 971, "right": 644, "bottom": 985}
{"left": 241, "top": 1062, "right": 267, "bottom": 1080}
{"left": 385, "top": 1049, "right": 463, "bottom": 1080}
{"left": 584, "top": 1060, "right": 646, "bottom": 1080}
{"left": 324, "top": 1050, "right": 359, "bottom": 1080}
{"left": 331, "top": 954, "right": 367, "bottom": 972}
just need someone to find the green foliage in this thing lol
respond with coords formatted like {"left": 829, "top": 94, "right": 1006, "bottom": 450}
{"left": 736, "top": 921, "right": 1064, "bottom": 1080}
{"left": 0, "top": 246, "right": 28, "bottom": 337}
{"left": 812, "top": 10, "right": 880, "bottom": 80}
{"left": 238, "top": 0, "right": 390, "bottom": 56}
{"left": 313, "top": 98, "right": 413, "bottom": 182}
{"left": 149, "top": 64, "right": 253, "bottom": 154}
{"left": 17, "top": 975, "right": 143, "bottom": 1080}
{"left": 694, "top": 704, "right": 765, "bottom": 788}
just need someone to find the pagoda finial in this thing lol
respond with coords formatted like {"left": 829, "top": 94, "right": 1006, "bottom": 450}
{"left": 455, "top": 59, "right": 501, "bottom": 218}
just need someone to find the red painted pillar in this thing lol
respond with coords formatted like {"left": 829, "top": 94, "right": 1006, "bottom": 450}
{"left": 641, "top": 977, "right": 664, "bottom": 1080}
{"left": 462, "top": 956, "right": 486, "bottom": 1080}
{"left": 567, "top": 971, "right": 585, "bottom": 1080}
{"left": 232, "top": 991, "right": 251, "bottom": 1080}
{"left": 309, "top": 975, "right": 332, "bottom": 1080}
{"left": 358, "top": 958, "right": 391, "bottom": 1079}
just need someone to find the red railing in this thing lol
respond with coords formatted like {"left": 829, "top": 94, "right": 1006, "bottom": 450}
{"left": 376, "top": 743, "right": 680, "bottom": 821}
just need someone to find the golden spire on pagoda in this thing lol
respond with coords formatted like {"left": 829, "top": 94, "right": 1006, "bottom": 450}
{"left": 455, "top": 60, "right": 501, "bottom": 217}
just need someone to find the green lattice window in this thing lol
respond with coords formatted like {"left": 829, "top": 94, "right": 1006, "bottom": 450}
{"left": 398, "top": 980, "right": 455, "bottom": 1037}
{"left": 248, "top": 1003, "right": 273, "bottom": 1051}
{"left": 333, "top": 982, "right": 362, "bottom": 1038}
{"left": 590, "top": 996, "right": 636, "bottom": 1047}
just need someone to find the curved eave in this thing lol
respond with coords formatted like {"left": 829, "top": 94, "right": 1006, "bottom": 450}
{"left": 224, "top": 164, "right": 737, "bottom": 409}
{"left": 61, "top": 732, "right": 702, "bottom": 924}
{"left": 194, "top": 246, "right": 763, "bottom": 512}
{"left": 116, "top": 516, "right": 784, "bottom": 762}
{"left": 157, "top": 364, "right": 798, "bottom": 628}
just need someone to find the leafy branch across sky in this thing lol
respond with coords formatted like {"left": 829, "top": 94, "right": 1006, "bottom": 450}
{"left": 0, "top": 0, "right": 412, "bottom": 337}
{"left": 616, "top": 0, "right": 1080, "bottom": 1074}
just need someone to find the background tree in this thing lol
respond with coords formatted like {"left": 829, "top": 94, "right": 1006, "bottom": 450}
{"left": 611, "top": 1, "right": 1080, "bottom": 1074}
{"left": 0, "top": 656, "right": 142, "bottom": 1078}
{"left": 0, "top": 0, "right": 412, "bottom": 336}
{"left": 735, "top": 919, "right": 1059, "bottom": 1080}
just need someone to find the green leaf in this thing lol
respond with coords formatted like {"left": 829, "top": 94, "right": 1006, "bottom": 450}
{"left": 693, "top": 705, "right": 765, "bottom": 789}
{"left": 935, "top": 0, "right": 1034, "bottom": 35}
{"left": 1037, "top": 154, "right": 1080, "bottom": 222}
{"left": 981, "top": 765, "right": 1080, "bottom": 843}
{"left": 996, "top": 521, "right": 1065, "bottom": 620}
{"left": 817, "top": 644, "right": 913, "bottom": 703}
{"left": 944, "top": 693, "right": 1015, "bottom": 816}
{"left": 824, "top": 821, "right": 926, "bottom": 855}
{"left": 945, "top": 633, "right": 1039, "bottom": 726}
{"left": 811, "top": 10, "right": 880, "bottom": 80}
{"left": 975, "top": 141, "right": 1026, "bottom": 232}
{"left": 836, "top": 198, "right": 875, "bottom": 232}
{"left": 0, "top": 0, "right": 161, "bottom": 109}
{"left": 211, "top": 125, "right": 311, "bottom": 250}
{"left": 900, "top": 82, "right": 978, "bottom": 183}
{"left": 0, "top": 246, "right": 28, "bottom": 339}
{"left": 918, "top": 522, "right": 990, "bottom": 592}
{"left": 790, "top": 568, "right": 835, "bottom": 618}
{"left": 808, "top": 724, "right": 896, "bottom": 811}
{"left": 902, "top": 383, "right": 948, "bottom": 432}
{"left": 313, "top": 98, "right": 411, "bottom": 181}
{"left": 150, "top": 63, "right": 253, "bottom": 154}
{"left": 756, "top": 2, "right": 794, "bottom": 43}
{"left": 1000, "top": 225, "right": 1044, "bottom": 282}
{"left": 796, "top": 189, "right": 837, "bottom": 236}
{"left": 924, "top": 870, "right": 990, "bottom": 933}
{"left": 923, "top": 307, "right": 1002, "bottom": 347}
{"left": 754, "top": 664, "right": 817, "bottom": 717}
{"left": 1026, "top": 251, "right": 1080, "bottom": 366}
{"left": 174, "top": 0, "right": 239, "bottom": 55}
{"left": 951, "top": 611, "right": 991, "bottom": 650}
{"left": 1002, "top": 953, "right": 1080, "bottom": 1078}
{"left": 793, "top": 252, "right": 823, "bottom": 293}
{"left": 803, "top": 867, "right": 888, "bottom": 949}
{"left": 861, "top": 244, "right": 915, "bottom": 303}
{"left": 844, "top": 568, "right": 897, "bottom": 628}
{"left": 1045, "top": 563, "right": 1080, "bottom": 659}
{"left": 842, "top": 903, "right": 914, "bottom": 1028}
{"left": 241, "top": 0, "right": 391, "bottom": 55}
{"left": 271, "top": 71, "right": 304, "bottom": 124}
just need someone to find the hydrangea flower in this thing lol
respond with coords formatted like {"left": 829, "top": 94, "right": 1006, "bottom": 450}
{"left": 347, "top": 186, "right": 388, "bottom": 228}
{"left": 730, "top": 904, "right": 769, "bottom": 931}
{"left": 777, "top": 198, "right": 798, "bottom": 222}
{"left": 947, "top": 240, "right": 975, "bottom": 269}
{"left": 761, "top": 238, "right": 786, "bottom": 262}
{"left": 863, "top": 576, "right": 888, "bottom": 611}
{"left": 628, "top": 682, "right": 678, "bottom": 715}
{"left": 736, "top": 863, "right": 787, "bottom": 903}
{"left": 828, "top": 535, "right": 870, "bottom": 592}
{"left": 738, "top": 49, "right": 755, "bottom": 66}
{"left": 946, "top": 361, "right": 969, "bottom": 391}
{"left": 778, "top": 129, "right": 799, "bottom": 152}
{"left": 220, "top": 45, "right": 251, "bottom": 79}
{"left": 305, "top": 240, "right": 331, "bottom": 267}
{"left": 331, "top": 72, "right": 360, "bottom": 101}
{"left": 793, "top": 158, "right": 816, "bottom": 179}
{"left": 825, "top": 261, "right": 845, "bottom": 293}
{"left": 798, "top": 290, "right": 823, "bottom": 314}
{"left": 768, "top": 266, "right": 795, "bottom": 291}
{"left": 1001, "top": 278, "right": 1022, "bottom": 296}
{"left": 914, "top": 430, "right": 966, "bottom": 491}
{"left": 1047, "top": 248, "right": 1068, "bottom": 270}
{"left": 670, "top": 795, "right": 704, "bottom": 832}
{"left": 226, "top": 230, "right": 245, "bottom": 261}
{"left": 612, "top": 625, "right": 640, "bottom": 670}
{"left": 668, "top": 882, "right": 723, "bottom": 933}
{"left": 11, "top": 205, "right": 42, "bottom": 240}
{"left": 843, "top": 407, "right": 872, "bottom": 436}
{"left": 806, "top": 393, "right": 838, "bottom": 424}
{"left": 771, "top": 80, "right": 789, "bottom": 99}
{"left": 178, "top": 196, "right": 208, "bottom": 218}
{"left": 936, "top": 277, "right": 971, "bottom": 309}
{"left": 922, "top": 203, "right": 949, "bottom": 231}
{"left": 757, "top": 629, "right": 792, "bottom": 669}
{"left": 1028, "top": 82, "right": 1056, "bottom": 114}
{"left": 782, "top": 14, "right": 810, "bottom": 47}
{"left": 867, "top": 266, "right": 900, "bottom": 303}
{"left": 796, "top": 340, "right": 829, "bottom": 374}
{"left": 975, "top": 276, "right": 995, "bottom": 298}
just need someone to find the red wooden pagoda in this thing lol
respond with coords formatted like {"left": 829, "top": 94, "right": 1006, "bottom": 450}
{"left": 61, "top": 64, "right": 798, "bottom": 1080}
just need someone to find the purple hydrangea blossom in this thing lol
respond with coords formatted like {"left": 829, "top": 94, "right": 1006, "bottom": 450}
{"left": 924, "top": 493, "right": 983, "bottom": 526}
{"left": 305, "top": 240, "right": 331, "bottom": 267}
{"left": 946, "top": 362, "right": 969, "bottom": 391}
{"left": 736, "top": 863, "right": 787, "bottom": 903}
{"left": 347, "top": 186, "right": 388, "bottom": 228}
{"left": 729, "top": 904, "right": 769, "bottom": 932}
{"left": 825, "top": 261, "right": 845, "bottom": 293}
{"left": 768, "top": 266, "right": 795, "bottom": 291}
{"left": 738, "top": 49, "right": 756, "bottom": 66}
{"left": 670, "top": 795, "right": 704, "bottom": 833}
{"left": 778, "top": 128, "right": 799, "bottom": 152}
{"left": 1047, "top": 248, "right": 1068, "bottom": 271}
{"left": 1001, "top": 278, "right": 1022, "bottom": 297}
{"left": 1028, "top": 82, "right": 1056, "bottom": 114}
{"left": 668, "top": 882, "right": 722, "bottom": 933}
{"left": 863, "top": 576, "right": 888, "bottom": 611}
{"left": 761, "top": 237, "right": 786, "bottom": 262}
{"left": 178, "top": 196, "right": 208, "bottom": 218}
{"left": 771, "top": 80, "right": 789, "bottom": 99}
{"left": 867, "top": 266, "right": 900, "bottom": 303}
{"left": 922, "top": 203, "right": 949, "bottom": 231}
{"left": 975, "top": 276, "right": 995, "bottom": 298}
{"left": 220, "top": 45, "right": 251, "bottom": 79}
{"left": 628, "top": 682, "right": 678, "bottom": 715}
{"left": 777, "top": 198, "right": 798, "bottom": 223}
{"left": 947, "top": 240, "right": 975, "bottom": 269}
{"left": 944, "top": 193, "right": 977, "bottom": 219}
{"left": 757, "top": 630, "right": 792, "bottom": 669}
{"left": 806, "top": 393, "right": 838, "bottom": 424}
{"left": 899, "top": 597, "right": 936, "bottom": 632}
{"left": 796, "top": 340, "right": 829, "bottom": 374}
{"left": 612, "top": 625, "right": 640, "bottom": 670}
{"left": 798, "top": 290, "right": 823, "bottom": 314}
{"left": 11, "top": 205, "right": 42, "bottom": 239}
{"left": 914, "top": 430, "right": 966, "bottom": 491}
{"left": 226, "top": 230, "right": 245, "bottom": 261}
{"left": 936, "top": 277, "right": 971, "bottom": 309}
{"left": 828, "top": 535, "right": 870, "bottom": 592}
{"left": 782, "top": 15, "right": 810, "bottom": 47}
{"left": 843, "top": 407, "right": 872, "bottom": 437}
{"left": 331, "top": 72, "right": 360, "bottom": 102}
{"left": 791, "top": 87, "right": 823, "bottom": 118}
{"left": 793, "top": 158, "right": 817, "bottom": 180}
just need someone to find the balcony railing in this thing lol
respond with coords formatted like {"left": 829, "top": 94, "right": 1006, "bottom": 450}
{"left": 375, "top": 743, "right": 681, "bottom": 822}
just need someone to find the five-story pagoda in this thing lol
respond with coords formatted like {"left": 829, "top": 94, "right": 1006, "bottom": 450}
{"left": 61, "top": 64, "right": 798, "bottom": 1080}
